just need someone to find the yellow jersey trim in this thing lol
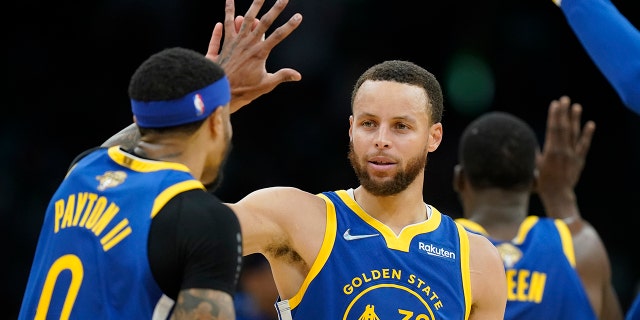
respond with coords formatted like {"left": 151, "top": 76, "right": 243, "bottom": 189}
{"left": 455, "top": 222, "right": 473, "bottom": 319}
{"left": 554, "top": 219, "right": 576, "bottom": 267}
{"left": 108, "top": 146, "right": 192, "bottom": 173}
{"left": 287, "top": 193, "right": 337, "bottom": 308}
{"left": 151, "top": 180, "right": 205, "bottom": 218}
{"left": 334, "top": 190, "right": 441, "bottom": 252}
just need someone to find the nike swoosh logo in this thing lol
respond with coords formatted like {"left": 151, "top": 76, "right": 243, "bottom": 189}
{"left": 343, "top": 228, "right": 379, "bottom": 241}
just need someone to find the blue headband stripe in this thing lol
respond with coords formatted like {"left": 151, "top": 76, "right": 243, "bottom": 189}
{"left": 131, "top": 76, "right": 230, "bottom": 128}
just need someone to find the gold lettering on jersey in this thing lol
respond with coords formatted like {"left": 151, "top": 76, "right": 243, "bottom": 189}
{"left": 73, "top": 192, "right": 94, "bottom": 225}
{"left": 408, "top": 274, "right": 443, "bottom": 310}
{"left": 100, "top": 219, "right": 132, "bottom": 251}
{"left": 505, "top": 268, "right": 546, "bottom": 302}
{"left": 342, "top": 269, "right": 444, "bottom": 310}
{"left": 54, "top": 192, "right": 131, "bottom": 252}
{"left": 343, "top": 269, "right": 401, "bottom": 294}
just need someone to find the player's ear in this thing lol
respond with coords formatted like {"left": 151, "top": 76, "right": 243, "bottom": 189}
{"left": 206, "top": 106, "right": 226, "bottom": 135}
{"left": 427, "top": 122, "right": 443, "bottom": 152}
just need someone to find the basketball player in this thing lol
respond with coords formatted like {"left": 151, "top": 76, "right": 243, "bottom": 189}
{"left": 225, "top": 60, "right": 508, "bottom": 319}
{"left": 106, "top": 60, "right": 508, "bottom": 319}
{"left": 19, "top": 0, "right": 303, "bottom": 318}
{"left": 454, "top": 96, "right": 623, "bottom": 319}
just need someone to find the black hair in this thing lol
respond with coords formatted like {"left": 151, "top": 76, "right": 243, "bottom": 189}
{"left": 458, "top": 111, "right": 539, "bottom": 190}
{"left": 351, "top": 60, "right": 444, "bottom": 124}
{"left": 128, "top": 47, "right": 226, "bottom": 132}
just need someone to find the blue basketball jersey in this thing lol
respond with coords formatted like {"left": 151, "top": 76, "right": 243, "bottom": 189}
{"left": 276, "top": 189, "right": 472, "bottom": 320}
{"left": 19, "top": 146, "right": 205, "bottom": 319}
{"left": 456, "top": 216, "right": 596, "bottom": 320}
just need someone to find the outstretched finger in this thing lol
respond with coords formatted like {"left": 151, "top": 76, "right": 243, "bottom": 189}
{"left": 205, "top": 22, "right": 224, "bottom": 61}
{"left": 239, "top": 0, "right": 265, "bottom": 36}
{"left": 576, "top": 120, "right": 596, "bottom": 160}
{"left": 555, "top": 96, "right": 572, "bottom": 148}
{"left": 252, "top": 0, "right": 289, "bottom": 36}
{"left": 543, "top": 99, "right": 560, "bottom": 153}
{"left": 223, "top": 0, "right": 238, "bottom": 39}
{"left": 262, "top": 13, "right": 303, "bottom": 51}
{"left": 569, "top": 102, "right": 583, "bottom": 146}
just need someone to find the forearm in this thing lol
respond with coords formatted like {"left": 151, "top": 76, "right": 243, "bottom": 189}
{"left": 538, "top": 188, "right": 582, "bottom": 223}
{"left": 101, "top": 123, "right": 140, "bottom": 149}
{"left": 559, "top": 0, "right": 640, "bottom": 113}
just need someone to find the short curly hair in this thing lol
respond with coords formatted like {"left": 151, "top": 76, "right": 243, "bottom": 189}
{"left": 458, "top": 111, "right": 539, "bottom": 190}
{"left": 128, "top": 47, "right": 226, "bottom": 133}
{"left": 351, "top": 60, "right": 444, "bottom": 124}
{"left": 129, "top": 47, "right": 225, "bottom": 102}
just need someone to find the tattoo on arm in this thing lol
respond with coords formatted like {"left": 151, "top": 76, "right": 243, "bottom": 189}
{"left": 172, "top": 288, "right": 235, "bottom": 320}
{"left": 101, "top": 123, "right": 140, "bottom": 149}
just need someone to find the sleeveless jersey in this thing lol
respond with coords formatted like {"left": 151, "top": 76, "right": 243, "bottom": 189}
{"left": 19, "top": 146, "right": 205, "bottom": 319}
{"left": 276, "top": 189, "right": 472, "bottom": 320}
{"left": 456, "top": 216, "right": 596, "bottom": 320}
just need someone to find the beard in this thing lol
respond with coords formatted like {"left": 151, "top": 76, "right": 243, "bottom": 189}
{"left": 348, "top": 141, "right": 427, "bottom": 196}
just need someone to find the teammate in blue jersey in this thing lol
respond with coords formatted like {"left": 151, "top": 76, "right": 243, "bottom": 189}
{"left": 19, "top": 0, "right": 303, "bottom": 318}
{"left": 453, "top": 96, "right": 623, "bottom": 319}
{"left": 552, "top": 0, "right": 640, "bottom": 114}
{"left": 20, "top": 46, "right": 243, "bottom": 320}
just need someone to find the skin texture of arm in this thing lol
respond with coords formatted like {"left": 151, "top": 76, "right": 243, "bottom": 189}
{"left": 536, "top": 96, "right": 623, "bottom": 319}
{"left": 557, "top": 0, "right": 640, "bottom": 114}
{"left": 226, "top": 187, "right": 327, "bottom": 300}
{"left": 467, "top": 232, "right": 508, "bottom": 319}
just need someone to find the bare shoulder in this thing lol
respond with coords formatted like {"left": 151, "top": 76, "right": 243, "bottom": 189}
{"left": 466, "top": 232, "right": 507, "bottom": 320}
{"left": 466, "top": 232, "right": 504, "bottom": 278}
{"left": 231, "top": 186, "right": 325, "bottom": 219}
{"left": 227, "top": 187, "right": 327, "bottom": 257}
{"left": 570, "top": 219, "right": 612, "bottom": 282}
{"left": 467, "top": 232, "right": 499, "bottom": 255}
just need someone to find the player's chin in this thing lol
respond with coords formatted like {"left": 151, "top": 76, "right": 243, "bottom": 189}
{"left": 367, "top": 167, "right": 397, "bottom": 178}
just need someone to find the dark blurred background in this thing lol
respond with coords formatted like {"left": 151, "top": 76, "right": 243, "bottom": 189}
{"left": 4, "top": 0, "right": 639, "bottom": 317}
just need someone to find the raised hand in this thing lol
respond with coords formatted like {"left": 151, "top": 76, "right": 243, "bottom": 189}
{"left": 207, "top": 0, "right": 303, "bottom": 113}
{"left": 535, "top": 96, "right": 596, "bottom": 223}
